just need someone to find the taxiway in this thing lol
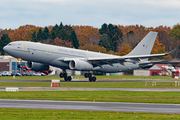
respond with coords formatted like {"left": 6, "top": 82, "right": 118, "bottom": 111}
{"left": 0, "top": 99, "right": 180, "bottom": 113}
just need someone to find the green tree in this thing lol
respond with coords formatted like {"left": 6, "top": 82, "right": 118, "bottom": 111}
{"left": 37, "top": 28, "right": 43, "bottom": 41}
{"left": 170, "top": 25, "right": 180, "bottom": 40}
{"left": 169, "top": 24, "right": 180, "bottom": 58}
{"left": 43, "top": 27, "right": 49, "bottom": 40}
{"left": 59, "top": 29, "right": 69, "bottom": 40}
{"left": 98, "top": 34, "right": 112, "bottom": 51}
{"left": 69, "top": 30, "right": 79, "bottom": 49}
{"left": 99, "top": 23, "right": 123, "bottom": 51}
{"left": 50, "top": 31, "right": 56, "bottom": 40}
{"left": 31, "top": 31, "right": 37, "bottom": 42}
{"left": 99, "top": 23, "right": 108, "bottom": 34}
{"left": 54, "top": 24, "right": 59, "bottom": 31}
{"left": 0, "top": 34, "right": 11, "bottom": 55}
{"left": 59, "top": 22, "right": 64, "bottom": 31}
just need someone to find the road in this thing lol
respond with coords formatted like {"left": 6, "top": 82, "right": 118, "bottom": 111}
{"left": 0, "top": 99, "right": 180, "bottom": 113}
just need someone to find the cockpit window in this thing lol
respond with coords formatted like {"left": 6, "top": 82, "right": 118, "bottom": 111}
{"left": 8, "top": 44, "right": 11, "bottom": 46}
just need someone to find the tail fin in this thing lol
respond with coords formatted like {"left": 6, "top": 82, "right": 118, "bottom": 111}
{"left": 126, "top": 31, "right": 158, "bottom": 56}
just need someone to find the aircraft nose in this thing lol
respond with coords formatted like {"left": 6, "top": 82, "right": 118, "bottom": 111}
{"left": 3, "top": 45, "right": 8, "bottom": 52}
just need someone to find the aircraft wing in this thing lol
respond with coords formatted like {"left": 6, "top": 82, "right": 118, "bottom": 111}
{"left": 63, "top": 49, "right": 176, "bottom": 67}
{"left": 86, "top": 49, "right": 176, "bottom": 66}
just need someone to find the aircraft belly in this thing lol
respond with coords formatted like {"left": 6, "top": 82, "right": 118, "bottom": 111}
{"left": 49, "top": 60, "right": 69, "bottom": 69}
{"left": 92, "top": 63, "right": 139, "bottom": 73}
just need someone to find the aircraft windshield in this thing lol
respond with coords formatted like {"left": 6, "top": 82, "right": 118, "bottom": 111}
{"left": 8, "top": 44, "right": 12, "bottom": 46}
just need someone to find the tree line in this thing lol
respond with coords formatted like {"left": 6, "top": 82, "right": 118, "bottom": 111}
{"left": 0, "top": 22, "right": 180, "bottom": 59}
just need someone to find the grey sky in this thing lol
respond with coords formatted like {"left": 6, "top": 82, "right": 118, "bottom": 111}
{"left": 0, "top": 0, "right": 180, "bottom": 29}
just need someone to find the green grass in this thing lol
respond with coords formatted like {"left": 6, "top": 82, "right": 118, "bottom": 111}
{"left": 0, "top": 75, "right": 179, "bottom": 119}
{"left": 0, "top": 108, "right": 179, "bottom": 120}
{"left": 1, "top": 91, "right": 180, "bottom": 103}
{"left": 0, "top": 75, "right": 174, "bottom": 80}
{"left": 0, "top": 81, "right": 179, "bottom": 88}
{"left": 0, "top": 75, "right": 60, "bottom": 80}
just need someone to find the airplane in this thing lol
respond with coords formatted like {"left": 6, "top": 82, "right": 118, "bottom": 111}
{"left": 3, "top": 31, "right": 176, "bottom": 82}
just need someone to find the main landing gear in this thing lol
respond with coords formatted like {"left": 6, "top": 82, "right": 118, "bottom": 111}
{"left": 84, "top": 73, "right": 96, "bottom": 82}
{"left": 59, "top": 71, "right": 72, "bottom": 81}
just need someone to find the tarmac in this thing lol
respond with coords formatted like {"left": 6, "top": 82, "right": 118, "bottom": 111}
{"left": 1, "top": 99, "right": 180, "bottom": 113}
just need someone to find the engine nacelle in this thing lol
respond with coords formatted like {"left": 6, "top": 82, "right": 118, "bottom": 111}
{"left": 69, "top": 60, "right": 93, "bottom": 71}
{"left": 26, "top": 61, "right": 49, "bottom": 71}
{"left": 139, "top": 61, "right": 153, "bottom": 69}
{"left": 140, "top": 63, "right": 153, "bottom": 69}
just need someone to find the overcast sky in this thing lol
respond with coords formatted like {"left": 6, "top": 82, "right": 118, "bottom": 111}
{"left": 0, "top": 0, "right": 180, "bottom": 29}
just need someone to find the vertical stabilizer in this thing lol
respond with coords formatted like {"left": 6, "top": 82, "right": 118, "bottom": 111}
{"left": 126, "top": 31, "right": 158, "bottom": 56}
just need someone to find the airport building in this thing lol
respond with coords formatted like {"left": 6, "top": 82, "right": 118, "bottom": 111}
{"left": 0, "top": 56, "right": 25, "bottom": 72}
{"left": 133, "top": 64, "right": 170, "bottom": 76}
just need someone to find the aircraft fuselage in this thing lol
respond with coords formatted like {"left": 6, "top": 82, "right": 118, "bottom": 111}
{"left": 3, "top": 41, "right": 139, "bottom": 73}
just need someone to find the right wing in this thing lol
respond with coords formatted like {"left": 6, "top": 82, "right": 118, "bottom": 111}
{"left": 62, "top": 49, "right": 176, "bottom": 67}
{"left": 86, "top": 49, "right": 176, "bottom": 66}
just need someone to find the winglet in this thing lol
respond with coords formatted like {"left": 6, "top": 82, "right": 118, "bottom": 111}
{"left": 167, "top": 49, "right": 176, "bottom": 55}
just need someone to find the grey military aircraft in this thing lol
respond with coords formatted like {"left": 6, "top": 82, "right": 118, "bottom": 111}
{"left": 3, "top": 31, "right": 176, "bottom": 81}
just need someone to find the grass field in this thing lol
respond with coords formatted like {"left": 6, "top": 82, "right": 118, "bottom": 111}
{"left": 1, "top": 75, "right": 180, "bottom": 119}
{"left": 0, "top": 75, "right": 177, "bottom": 88}
{"left": 0, "top": 108, "right": 179, "bottom": 120}
{"left": 0, "top": 81, "right": 179, "bottom": 88}
{"left": 0, "top": 75, "right": 174, "bottom": 80}
{"left": 1, "top": 91, "right": 180, "bottom": 103}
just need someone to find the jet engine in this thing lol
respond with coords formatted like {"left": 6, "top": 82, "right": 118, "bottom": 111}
{"left": 139, "top": 61, "right": 153, "bottom": 69}
{"left": 69, "top": 60, "right": 93, "bottom": 71}
{"left": 139, "top": 63, "right": 153, "bottom": 69}
{"left": 26, "top": 61, "right": 49, "bottom": 71}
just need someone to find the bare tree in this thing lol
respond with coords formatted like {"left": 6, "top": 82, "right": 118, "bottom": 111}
{"left": 86, "top": 34, "right": 102, "bottom": 45}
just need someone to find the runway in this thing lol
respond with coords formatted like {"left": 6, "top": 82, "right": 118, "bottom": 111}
{"left": 1, "top": 87, "right": 180, "bottom": 91}
{"left": 0, "top": 99, "right": 180, "bottom": 113}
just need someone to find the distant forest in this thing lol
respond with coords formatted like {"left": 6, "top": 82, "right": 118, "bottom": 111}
{"left": 0, "top": 22, "right": 180, "bottom": 59}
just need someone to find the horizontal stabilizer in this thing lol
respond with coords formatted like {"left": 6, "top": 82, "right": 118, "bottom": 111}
{"left": 166, "top": 49, "right": 176, "bottom": 55}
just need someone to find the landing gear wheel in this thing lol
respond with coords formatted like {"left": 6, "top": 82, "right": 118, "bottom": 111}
{"left": 67, "top": 76, "right": 72, "bottom": 81}
{"left": 92, "top": 77, "right": 96, "bottom": 82}
{"left": 84, "top": 72, "right": 96, "bottom": 82}
{"left": 60, "top": 73, "right": 64, "bottom": 78}
{"left": 84, "top": 73, "right": 92, "bottom": 78}
{"left": 64, "top": 77, "right": 68, "bottom": 81}
{"left": 89, "top": 77, "right": 92, "bottom": 82}
{"left": 88, "top": 73, "right": 92, "bottom": 77}
{"left": 84, "top": 73, "right": 88, "bottom": 78}
{"left": 59, "top": 71, "right": 70, "bottom": 82}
